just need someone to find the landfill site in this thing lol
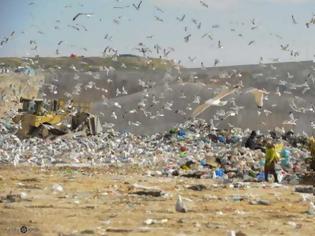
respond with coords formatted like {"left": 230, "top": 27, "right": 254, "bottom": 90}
{"left": 0, "top": 56, "right": 314, "bottom": 236}
{"left": 1, "top": 1, "right": 315, "bottom": 236}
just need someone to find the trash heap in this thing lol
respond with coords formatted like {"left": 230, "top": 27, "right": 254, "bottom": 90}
{"left": 0, "top": 118, "right": 311, "bottom": 184}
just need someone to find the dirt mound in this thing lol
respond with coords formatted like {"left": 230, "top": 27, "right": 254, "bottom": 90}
{"left": 0, "top": 73, "right": 44, "bottom": 116}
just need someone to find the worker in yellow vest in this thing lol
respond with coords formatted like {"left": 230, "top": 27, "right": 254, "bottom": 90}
{"left": 264, "top": 143, "right": 281, "bottom": 183}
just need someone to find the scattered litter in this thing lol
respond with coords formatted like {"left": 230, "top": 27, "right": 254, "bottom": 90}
{"left": 52, "top": 184, "right": 64, "bottom": 193}
{"left": 175, "top": 195, "right": 187, "bottom": 213}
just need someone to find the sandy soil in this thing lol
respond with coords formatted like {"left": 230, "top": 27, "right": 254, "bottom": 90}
{"left": 0, "top": 166, "right": 314, "bottom": 236}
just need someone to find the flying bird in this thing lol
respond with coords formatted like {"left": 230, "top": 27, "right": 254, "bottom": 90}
{"left": 200, "top": 0, "right": 208, "bottom": 8}
{"left": 132, "top": 0, "right": 142, "bottom": 10}
{"left": 283, "top": 112, "right": 297, "bottom": 125}
{"left": 177, "top": 14, "right": 186, "bottom": 22}
{"left": 218, "top": 40, "right": 223, "bottom": 49}
{"left": 280, "top": 44, "right": 289, "bottom": 51}
{"left": 155, "top": 6, "right": 164, "bottom": 13}
{"left": 214, "top": 59, "right": 220, "bottom": 66}
{"left": 72, "top": 13, "right": 93, "bottom": 21}
{"left": 248, "top": 40, "right": 255, "bottom": 46}
{"left": 291, "top": 14, "right": 297, "bottom": 24}
{"left": 154, "top": 16, "right": 164, "bottom": 22}
{"left": 246, "top": 88, "right": 269, "bottom": 108}
{"left": 184, "top": 34, "right": 191, "bottom": 42}
{"left": 191, "top": 87, "right": 239, "bottom": 118}
{"left": 188, "top": 56, "right": 196, "bottom": 62}
{"left": 113, "top": 5, "right": 130, "bottom": 9}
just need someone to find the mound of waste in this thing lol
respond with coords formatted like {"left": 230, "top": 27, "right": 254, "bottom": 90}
{"left": 0, "top": 118, "right": 312, "bottom": 184}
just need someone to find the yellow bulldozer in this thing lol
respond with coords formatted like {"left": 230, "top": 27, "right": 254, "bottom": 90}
{"left": 12, "top": 97, "right": 102, "bottom": 138}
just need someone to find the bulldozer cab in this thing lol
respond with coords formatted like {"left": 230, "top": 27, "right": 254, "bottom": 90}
{"left": 19, "top": 98, "right": 44, "bottom": 115}
{"left": 19, "top": 98, "right": 65, "bottom": 115}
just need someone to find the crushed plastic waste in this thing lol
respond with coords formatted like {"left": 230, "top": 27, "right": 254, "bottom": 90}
{"left": 52, "top": 184, "right": 64, "bottom": 193}
{"left": 0, "top": 118, "right": 312, "bottom": 184}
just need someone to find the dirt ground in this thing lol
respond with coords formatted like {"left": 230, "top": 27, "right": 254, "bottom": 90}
{"left": 0, "top": 165, "right": 314, "bottom": 236}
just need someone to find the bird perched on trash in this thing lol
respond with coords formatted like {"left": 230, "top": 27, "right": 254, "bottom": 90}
{"left": 246, "top": 88, "right": 269, "bottom": 108}
{"left": 191, "top": 87, "right": 240, "bottom": 118}
{"left": 175, "top": 195, "right": 187, "bottom": 213}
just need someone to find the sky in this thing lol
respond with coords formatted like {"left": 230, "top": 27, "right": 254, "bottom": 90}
{"left": 0, "top": 0, "right": 315, "bottom": 67}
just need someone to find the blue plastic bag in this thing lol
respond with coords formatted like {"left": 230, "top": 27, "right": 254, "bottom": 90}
{"left": 217, "top": 135, "right": 226, "bottom": 143}
{"left": 281, "top": 149, "right": 290, "bottom": 159}
{"left": 178, "top": 129, "right": 186, "bottom": 137}
{"left": 257, "top": 172, "right": 265, "bottom": 181}
{"left": 215, "top": 168, "right": 224, "bottom": 177}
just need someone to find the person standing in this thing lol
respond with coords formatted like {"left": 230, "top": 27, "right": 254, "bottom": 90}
{"left": 264, "top": 143, "right": 280, "bottom": 183}
{"left": 308, "top": 136, "right": 315, "bottom": 171}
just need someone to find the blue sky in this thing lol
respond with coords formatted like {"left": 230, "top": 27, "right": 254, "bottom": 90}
{"left": 0, "top": 0, "right": 314, "bottom": 67}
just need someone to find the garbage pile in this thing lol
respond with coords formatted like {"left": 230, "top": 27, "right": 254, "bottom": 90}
{"left": 0, "top": 118, "right": 312, "bottom": 184}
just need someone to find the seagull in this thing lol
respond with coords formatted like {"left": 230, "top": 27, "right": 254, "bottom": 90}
{"left": 280, "top": 44, "right": 289, "bottom": 51}
{"left": 191, "top": 87, "right": 239, "bottom": 118}
{"left": 214, "top": 59, "right": 220, "bottom": 66}
{"left": 200, "top": 0, "right": 208, "bottom": 8}
{"left": 113, "top": 5, "right": 130, "bottom": 9}
{"left": 113, "top": 102, "right": 122, "bottom": 109}
{"left": 155, "top": 6, "right": 164, "bottom": 13}
{"left": 122, "top": 86, "right": 128, "bottom": 95}
{"left": 72, "top": 13, "right": 93, "bottom": 21}
{"left": 176, "top": 14, "right": 186, "bottom": 22}
{"left": 111, "top": 112, "right": 118, "bottom": 120}
{"left": 291, "top": 14, "right": 297, "bottom": 24}
{"left": 192, "top": 96, "right": 201, "bottom": 104}
{"left": 275, "top": 87, "right": 281, "bottom": 96}
{"left": 218, "top": 40, "right": 223, "bottom": 49}
{"left": 175, "top": 195, "right": 187, "bottom": 213}
{"left": 116, "top": 88, "right": 121, "bottom": 96}
{"left": 184, "top": 34, "right": 191, "bottom": 42}
{"left": 248, "top": 40, "right": 255, "bottom": 46}
{"left": 283, "top": 112, "right": 297, "bottom": 126}
{"left": 287, "top": 72, "right": 294, "bottom": 79}
{"left": 154, "top": 16, "right": 164, "bottom": 22}
{"left": 201, "top": 32, "right": 213, "bottom": 40}
{"left": 246, "top": 88, "right": 269, "bottom": 108}
{"left": 68, "top": 25, "right": 80, "bottom": 31}
{"left": 132, "top": 0, "right": 142, "bottom": 10}
{"left": 188, "top": 56, "right": 196, "bottom": 62}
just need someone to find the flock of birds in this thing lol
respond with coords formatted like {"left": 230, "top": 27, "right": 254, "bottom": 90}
{"left": 1, "top": 1, "right": 315, "bottom": 133}
{"left": 1, "top": 0, "right": 315, "bottom": 66}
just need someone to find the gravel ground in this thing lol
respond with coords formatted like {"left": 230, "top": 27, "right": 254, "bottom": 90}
{"left": 0, "top": 166, "right": 314, "bottom": 236}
